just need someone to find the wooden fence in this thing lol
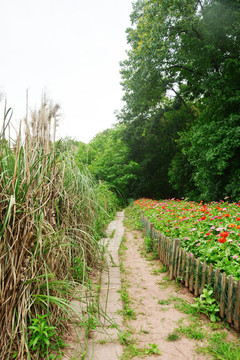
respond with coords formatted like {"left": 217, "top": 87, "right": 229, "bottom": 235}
{"left": 140, "top": 212, "right": 240, "bottom": 331}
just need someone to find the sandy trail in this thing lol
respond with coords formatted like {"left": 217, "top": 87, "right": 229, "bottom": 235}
{"left": 63, "top": 210, "right": 210, "bottom": 359}
{"left": 121, "top": 224, "right": 208, "bottom": 360}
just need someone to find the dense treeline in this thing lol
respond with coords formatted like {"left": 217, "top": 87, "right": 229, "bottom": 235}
{"left": 77, "top": 0, "right": 240, "bottom": 202}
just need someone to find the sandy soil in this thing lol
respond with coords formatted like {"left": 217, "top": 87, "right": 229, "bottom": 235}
{"left": 120, "top": 226, "right": 209, "bottom": 360}
{"left": 62, "top": 211, "right": 238, "bottom": 360}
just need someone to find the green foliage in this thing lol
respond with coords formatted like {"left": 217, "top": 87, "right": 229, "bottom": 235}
{"left": 79, "top": 315, "right": 99, "bottom": 338}
{"left": 118, "top": 330, "right": 134, "bottom": 346}
{"left": 167, "top": 333, "right": 179, "bottom": 342}
{"left": 75, "top": 126, "right": 140, "bottom": 202}
{"left": 144, "top": 235, "right": 153, "bottom": 253}
{"left": 120, "top": 340, "right": 161, "bottom": 360}
{"left": 177, "top": 322, "right": 205, "bottom": 341}
{"left": 93, "top": 181, "right": 120, "bottom": 238}
{"left": 28, "top": 314, "right": 64, "bottom": 358}
{"left": 191, "top": 287, "right": 220, "bottom": 322}
{"left": 158, "top": 299, "right": 171, "bottom": 305}
{"left": 117, "top": 0, "right": 240, "bottom": 201}
{"left": 202, "top": 332, "right": 240, "bottom": 360}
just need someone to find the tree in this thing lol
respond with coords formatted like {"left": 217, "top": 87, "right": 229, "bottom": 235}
{"left": 118, "top": 0, "right": 240, "bottom": 201}
{"left": 75, "top": 125, "right": 140, "bottom": 202}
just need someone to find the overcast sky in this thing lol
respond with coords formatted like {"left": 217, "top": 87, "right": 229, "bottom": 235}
{"left": 0, "top": 0, "right": 133, "bottom": 143}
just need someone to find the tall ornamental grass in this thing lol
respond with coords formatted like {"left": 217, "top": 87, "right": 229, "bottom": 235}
{"left": 0, "top": 99, "right": 114, "bottom": 359}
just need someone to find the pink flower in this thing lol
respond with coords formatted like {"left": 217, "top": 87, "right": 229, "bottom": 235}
{"left": 233, "top": 255, "right": 238, "bottom": 259}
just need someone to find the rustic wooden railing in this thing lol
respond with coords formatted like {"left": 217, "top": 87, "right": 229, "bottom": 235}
{"left": 140, "top": 212, "right": 240, "bottom": 331}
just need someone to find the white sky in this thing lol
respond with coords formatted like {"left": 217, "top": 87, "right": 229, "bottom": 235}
{"left": 0, "top": 0, "right": 133, "bottom": 143}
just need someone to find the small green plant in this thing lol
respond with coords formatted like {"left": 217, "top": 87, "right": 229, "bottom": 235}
{"left": 200, "top": 332, "right": 240, "bottom": 360}
{"left": 191, "top": 287, "right": 220, "bottom": 322}
{"left": 144, "top": 343, "right": 161, "bottom": 355}
{"left": 170, "top": 296, "right": 199, "bottom": 316}
{"left": 28, "top": 314, "right": 62, "bottom": 358}
{"left": 119, "top": 236, "right": 128, "bottom": 256}
{"left": 110, "top": 229, "right": 116, "bottom": 239}
{"left": 123, "top": 305, "right": 136, "bottom": 319}
{"left": 80, "top": 315, "right": 99, "bottom": 338}
{"left": 119, "top": 272, "right": 136, "bottom": 320}
{"left": 167, "top": 332, "right": 179, "bottom": 341}
{"left": 158, "top": 299, "right": 171, "bottom": 305}
{"left": 118, "top": 330, "right": 134, "bottom": 345}
{"left": 120, "top": 341, "right": 161, "bottom": 359}
{"left": 144, "top": 235, "right": 153, "bottom": 253}
{"left": 158, "top": 274, "right": 171, "bottom": 289}
{"left": 177, "top": 322, "right": 205, "bottom": 340}
{"left": 151, "top": 266, "right": 167, "bottom": 275}
{"left": 97, "top": 338, "right": 107, "bottom": 344}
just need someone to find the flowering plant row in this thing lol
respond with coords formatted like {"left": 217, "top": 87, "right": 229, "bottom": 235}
{"left": 133, "top": 198, "right": 240, "bottom": 280}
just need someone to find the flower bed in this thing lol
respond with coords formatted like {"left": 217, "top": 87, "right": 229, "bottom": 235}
{"left": 133, "top": 198, "right": 240, "bottom": 280}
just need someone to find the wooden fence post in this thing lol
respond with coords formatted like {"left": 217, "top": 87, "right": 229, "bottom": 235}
{"left": 227, "top": 275, "right": 234, "bottom": 324}
{"left": 181, "top": 249, "right": 186, "bottom": 282}
{"left": 177, "top": 248, "right": 182, "bottom": 279}
{"left": 207, "top": 263, "right": 213, "bottom": 286}
{"left": 149, "top": 223, "right": 154, "bottom": 236}
{"left": 234, "top": 280, "right": 240, "bottom": 331}
{"left": 220, "top": 272, "right": 227, "bottom": 319}
{"left": 185, "top": 253, "right": 190, "bottom": 288}
{"left": 169, "top": 238, "right": 180, "bottom": 280}
{"left": 214, "top": 268, "right": 220, "bottom": 302}
{"left": 189, "top": 254, "right": 195, "bottom": 292}
{"left": 200, "top": 261, "right": 207, "bottom": 294}
{"left": 194, "top": 258, "right": 201, "bottom": 296}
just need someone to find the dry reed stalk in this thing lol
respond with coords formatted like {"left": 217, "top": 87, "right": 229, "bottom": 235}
{"left": 0, "top": 97, "right": 103, "bottom": 359}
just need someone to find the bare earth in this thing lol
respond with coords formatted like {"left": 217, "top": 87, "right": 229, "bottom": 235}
{"left": 63, "top": 210, "right": 219, "bottom": 359}
{"left": 121, "top": 224, "right": 209, "bottom": 360}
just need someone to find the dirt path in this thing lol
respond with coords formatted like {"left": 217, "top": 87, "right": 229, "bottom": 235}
{"left": 63, "top": 210, "right": 238, "bottom": 359}
{"left": 86, "top": 211, "right": 125, "bottom": 359}
{"left": 120, "top": 224, "right": 209, "bottom": 360}
{"left": 62, "top": 211, "right": 125, "bottom": 360}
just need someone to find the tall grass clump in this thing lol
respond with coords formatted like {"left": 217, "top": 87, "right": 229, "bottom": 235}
{"left": 0, "top": 97, "right": 116, "bottom": 359}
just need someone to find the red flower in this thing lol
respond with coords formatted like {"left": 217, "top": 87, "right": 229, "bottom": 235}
{"left": 206, "top": 232, "right": 211, "bottom": 236}
{"left": 218, "top": 237, "right": 227, "bottom": 243}
{"left": 237, "top": 217, "right": 240, "bottom": 221}
{"left": 220, "top": 232, "right": 228, "bottom": 238}
{"left": 223, "top": 214, "right": 230, "bottom": 218}
{"left": 201, "top": 216, "right": 206, "bottom": 220}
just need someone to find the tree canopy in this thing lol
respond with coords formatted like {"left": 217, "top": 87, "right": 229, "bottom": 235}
{"left": 76, "top": 0, "right": 240, "bottom": 203}
{"left": 117, "top": 0, "right": 240, "bottom": 201}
